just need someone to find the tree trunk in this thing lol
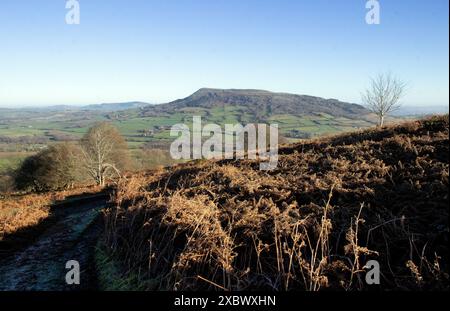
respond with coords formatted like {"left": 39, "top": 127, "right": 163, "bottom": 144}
{"left": 379, "top": 115, "right": 385, "bottom": 127}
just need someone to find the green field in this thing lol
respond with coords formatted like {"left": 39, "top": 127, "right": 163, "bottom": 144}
{"left": 0, "top": 152, "right": 34, "bottom": 173}
{"left": 0, "top": 106, "right": 378, "bottom": 175}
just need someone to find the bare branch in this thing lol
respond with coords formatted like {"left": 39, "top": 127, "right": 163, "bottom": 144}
{"left": 361, "top": 73, "right": 406, "bottom": 127}
{"left": 80, "top": 122, "right": 130, "bottom": 186}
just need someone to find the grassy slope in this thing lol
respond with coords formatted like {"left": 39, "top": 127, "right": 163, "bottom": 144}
{"left": 101, "top": 115, "right": 449, "bottom": 291}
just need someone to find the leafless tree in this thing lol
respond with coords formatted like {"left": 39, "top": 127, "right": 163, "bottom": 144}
{"left": 81, "top": 122, "right": 130, "bottom": 186}
{"left": 362, "top": 73, "right": 406, "bottom": 127}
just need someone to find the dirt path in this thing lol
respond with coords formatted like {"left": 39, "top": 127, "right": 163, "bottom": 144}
{"left": 0, "top": 198, "right": 107, "bottom": 291}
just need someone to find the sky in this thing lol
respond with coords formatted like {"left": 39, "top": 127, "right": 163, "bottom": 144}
{"left": 0, "top": 0, "right": 448, "bottom": 107}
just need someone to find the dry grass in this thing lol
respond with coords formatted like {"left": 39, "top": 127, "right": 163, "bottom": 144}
{"left": 0, "top": 185, "right": 103, "bottom": 241}
{"left": 104, "top": 115, "right": 449, "bottom": 291}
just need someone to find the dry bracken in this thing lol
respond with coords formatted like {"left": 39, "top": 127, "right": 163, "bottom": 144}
{"left": 104, "top": 115, "right": 449, "bottom": 290}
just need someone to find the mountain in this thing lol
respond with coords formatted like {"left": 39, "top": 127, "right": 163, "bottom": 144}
{"left": 137, "top": 88, "right": 371, "bottom": 121}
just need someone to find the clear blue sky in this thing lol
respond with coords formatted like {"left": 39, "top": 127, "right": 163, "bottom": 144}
{"left": 0, "top": 0, "right": 448, "bottom": 107}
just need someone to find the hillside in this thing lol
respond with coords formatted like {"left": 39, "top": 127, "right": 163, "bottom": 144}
{"left": 102, "top": 115, "right": 449, "bottom": 291}
{"left": 137, "top": 88, "right": 371, "bottom": 121}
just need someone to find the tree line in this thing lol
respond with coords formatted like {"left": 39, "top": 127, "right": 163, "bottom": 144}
{"left": 14, "top": 122, "right": 130, "bottom": 192}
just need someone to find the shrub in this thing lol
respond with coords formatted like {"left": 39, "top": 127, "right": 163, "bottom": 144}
{"left": 15, "top": 143, "right": 84, "bottom": 192}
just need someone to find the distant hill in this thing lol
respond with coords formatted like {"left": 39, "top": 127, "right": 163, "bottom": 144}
{"left": 138, "top": 88, "right": 371, "bottom": 122}
{"left": 0, "top": 102, "right": 152, "bottom": 123}
{"left": 82, "top": 101, "right": 151, "bottom": 112}
{"left": 0, "top": 102, "right": 151, "bottom": 113}
{"left": 393, "top": 105, "right": 449, "bottom": 117}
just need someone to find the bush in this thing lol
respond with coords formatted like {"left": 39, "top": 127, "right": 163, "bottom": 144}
{"left": 14, "top": 143, "right": 85, "bottom": 192}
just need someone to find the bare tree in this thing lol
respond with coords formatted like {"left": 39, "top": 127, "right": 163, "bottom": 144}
{"left": 362, "top": 73, "right": 406, "bottom": 127}
{"left": 81, "top": 122, "right": 130, "bottom": 186}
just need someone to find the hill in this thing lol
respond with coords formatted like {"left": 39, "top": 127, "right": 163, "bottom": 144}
{"left": 107, "top": 88, "right": 377, "bottom": 143}
{"left": 82, "top": 101, "right": 150, "bottom": 112}
{"left": 102, "top": 115, "right": 449, "bottom": 291}
{"left": 0, "top": 101, "right": 151, "bottom": 121}
{"left": 137, "top": 88, "right": 371, "bottom": 120}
